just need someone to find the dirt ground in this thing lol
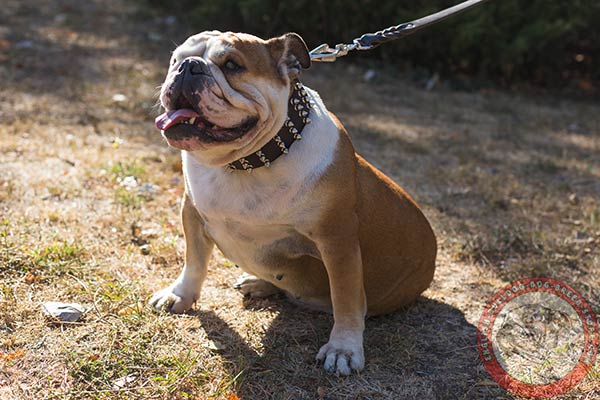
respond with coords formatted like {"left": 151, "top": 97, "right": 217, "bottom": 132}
{"left": 0, "top": 0, "right": 598, "bottom": 399}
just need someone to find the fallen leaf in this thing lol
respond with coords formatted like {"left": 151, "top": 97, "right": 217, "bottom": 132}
{"left": 317, "top": 386, "right": 327, "bottom": 399}
{"left": 24, "top": 272, "right": 40, "bottom": 283}
{"left": 0, "top": 349, "right": 25, "bottom": 361}
{"left": 117, "top": 302, "right": 145, "bottom": 316}
{"left": 111, "top": 137, "right": 124, "bottom": 149}
{"left": 228, "top": 394, "right": 240, "bottom": 400}
{"left": 577, "top": 79, "right": 593, "bottom": 91}
{"left": 171, "top": 160, "right": 182, "bottom": 172}
{"left": 140, "top": 228, "right": 159, "bottom": 238}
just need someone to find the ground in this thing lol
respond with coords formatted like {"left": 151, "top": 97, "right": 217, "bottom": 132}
{"left": 0, "top": 1, "right": 599, "bottom": 399}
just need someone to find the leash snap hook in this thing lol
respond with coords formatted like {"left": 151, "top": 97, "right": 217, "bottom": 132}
{"left": 309, "top": 43, "right": 338, "bottom": 62}
{"left": 310, "top": 43, "right": 357, "bottom": 62}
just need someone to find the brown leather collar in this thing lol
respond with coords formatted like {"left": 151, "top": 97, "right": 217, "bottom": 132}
{"left": 228, "top": 81, "right": 312, "bottom": 171}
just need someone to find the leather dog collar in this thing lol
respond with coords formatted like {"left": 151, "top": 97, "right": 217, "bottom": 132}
{"left": 228, "top": 81, "right": 312, "bottom": 171}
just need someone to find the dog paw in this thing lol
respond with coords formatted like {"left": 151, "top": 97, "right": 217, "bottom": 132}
{"left": 149, "top": 283, "right": 198, "bottom": 314}
{"left": 316, "top": 334, "right": 364, "bottom": 376}
{"left": 233, "top": 273, "right": 280, "bottom": 298}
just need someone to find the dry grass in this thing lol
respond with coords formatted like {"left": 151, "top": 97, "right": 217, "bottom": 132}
{"left": 0, "top": 0, "right": 598, "bottom": 399}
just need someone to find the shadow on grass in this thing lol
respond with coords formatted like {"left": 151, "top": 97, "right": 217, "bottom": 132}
{"left": 0, "top": 0, "right": 182, "bottom": 100}
{"left": 194, "top": 296, "right": 502, "bottom": 399}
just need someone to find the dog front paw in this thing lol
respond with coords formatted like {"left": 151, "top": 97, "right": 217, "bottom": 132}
{"left": 316, "top": 333, "right": 364, "bottom": 375}
{"left": 149, "top": 282, "right": 198, "bottom": 314}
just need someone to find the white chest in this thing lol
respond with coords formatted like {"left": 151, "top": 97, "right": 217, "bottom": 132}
{"left": 183, "top": 153, "right": 319, "bottom": 271}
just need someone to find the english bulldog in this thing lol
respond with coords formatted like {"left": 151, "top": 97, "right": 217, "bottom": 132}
{"left": 150, "top": 31, "right": 437, "bottom": 375}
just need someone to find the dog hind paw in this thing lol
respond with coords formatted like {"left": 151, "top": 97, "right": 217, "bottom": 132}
{"left": 233, "top": 273, "right": 280, "bottom": 298}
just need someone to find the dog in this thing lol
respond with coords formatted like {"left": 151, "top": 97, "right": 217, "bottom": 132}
{"left": 150, "top": 31, "right": 437, "bottom": 375}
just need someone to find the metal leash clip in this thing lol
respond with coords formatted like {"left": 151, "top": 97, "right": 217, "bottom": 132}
{"left": 309, "top": 43, "right": 357, "bottom": 62}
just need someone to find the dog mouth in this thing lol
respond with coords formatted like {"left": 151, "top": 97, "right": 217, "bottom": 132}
{"left": 155, "top": 109, "right": 258, "bottom": 144}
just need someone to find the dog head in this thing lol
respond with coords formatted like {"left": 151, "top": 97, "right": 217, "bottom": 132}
{"left": 155, "top": 31, "right": 310, "bottom": 166}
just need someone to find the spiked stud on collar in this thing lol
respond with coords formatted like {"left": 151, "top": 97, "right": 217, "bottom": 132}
{"left": 228, "top": 81, "right": 313, "bottom": 172}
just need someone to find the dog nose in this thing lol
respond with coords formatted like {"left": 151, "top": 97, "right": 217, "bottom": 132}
{"left": 179, "top": 57, "right": 210, "bottom": 76}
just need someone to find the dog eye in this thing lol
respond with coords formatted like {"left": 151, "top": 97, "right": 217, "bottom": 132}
{"left": 224, "top": 59, "right": 243, "bottom": 72}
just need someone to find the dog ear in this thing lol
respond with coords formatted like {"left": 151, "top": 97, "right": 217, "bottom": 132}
{"left": 268, "top": 33, "right": 311, "bottom": 80}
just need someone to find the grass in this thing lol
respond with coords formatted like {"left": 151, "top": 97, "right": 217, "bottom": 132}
{"left": 0, "top": 0, "right": 598, "bottom": 399}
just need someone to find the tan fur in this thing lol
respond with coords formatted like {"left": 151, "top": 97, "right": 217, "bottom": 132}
{"left": 261, "top": 113, "right": 436, "bottom": 316}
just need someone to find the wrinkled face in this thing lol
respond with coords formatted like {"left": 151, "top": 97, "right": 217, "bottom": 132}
{"left": 155, "top": 31, "right": 309, "bottom": 166}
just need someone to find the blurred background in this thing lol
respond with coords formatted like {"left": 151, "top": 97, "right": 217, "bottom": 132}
{"left": 146, "top": 0, "right": 600, "bottom": 94}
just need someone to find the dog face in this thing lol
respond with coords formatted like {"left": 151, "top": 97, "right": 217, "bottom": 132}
{"left": 155, "top": 31, "right": 310, "bottom": 166}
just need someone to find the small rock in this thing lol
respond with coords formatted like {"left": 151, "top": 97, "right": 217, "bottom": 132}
{"left": 425, "top": 72, "right": 440, "bottom": 91}
{"left": 112, "top": 374, "right": 137, "bottom": 389}
{"left": 140, "top": 244, "right": 151, "bottom": 255}
{"left": 137, "top": 183, "right": 159, "bottom": 196}
{"left": 119, "top": 175, "right": 138, "bottom": 190}
{"left": 568, "top": 193, "right": 578, "bottom": 205}
{"left": 42, "top": 302, "right": 85, "bottom": 322}
{"left": 203, "top": 340, "right": 225, "bottom": 352}
{"left": 112, "top": 93, "right": 128, "bottom": 103}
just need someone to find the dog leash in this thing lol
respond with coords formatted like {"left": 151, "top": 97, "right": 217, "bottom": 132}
{"left": 310, "top": 0, "right": 491, "bottom": 62}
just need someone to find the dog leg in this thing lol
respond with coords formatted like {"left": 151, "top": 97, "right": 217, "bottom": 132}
{"left": 150, "top": 193, "right": 213, "bottom": 313}
{"left": 313, "top": 215, "right": 366, "bottom": 375}
{"left": 233, "top": 273, "right": 281, "bottom": 298}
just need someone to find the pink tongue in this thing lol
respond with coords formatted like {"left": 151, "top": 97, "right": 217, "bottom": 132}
{"left": 155, "top": 109, "right": 199, "bottom": 130}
